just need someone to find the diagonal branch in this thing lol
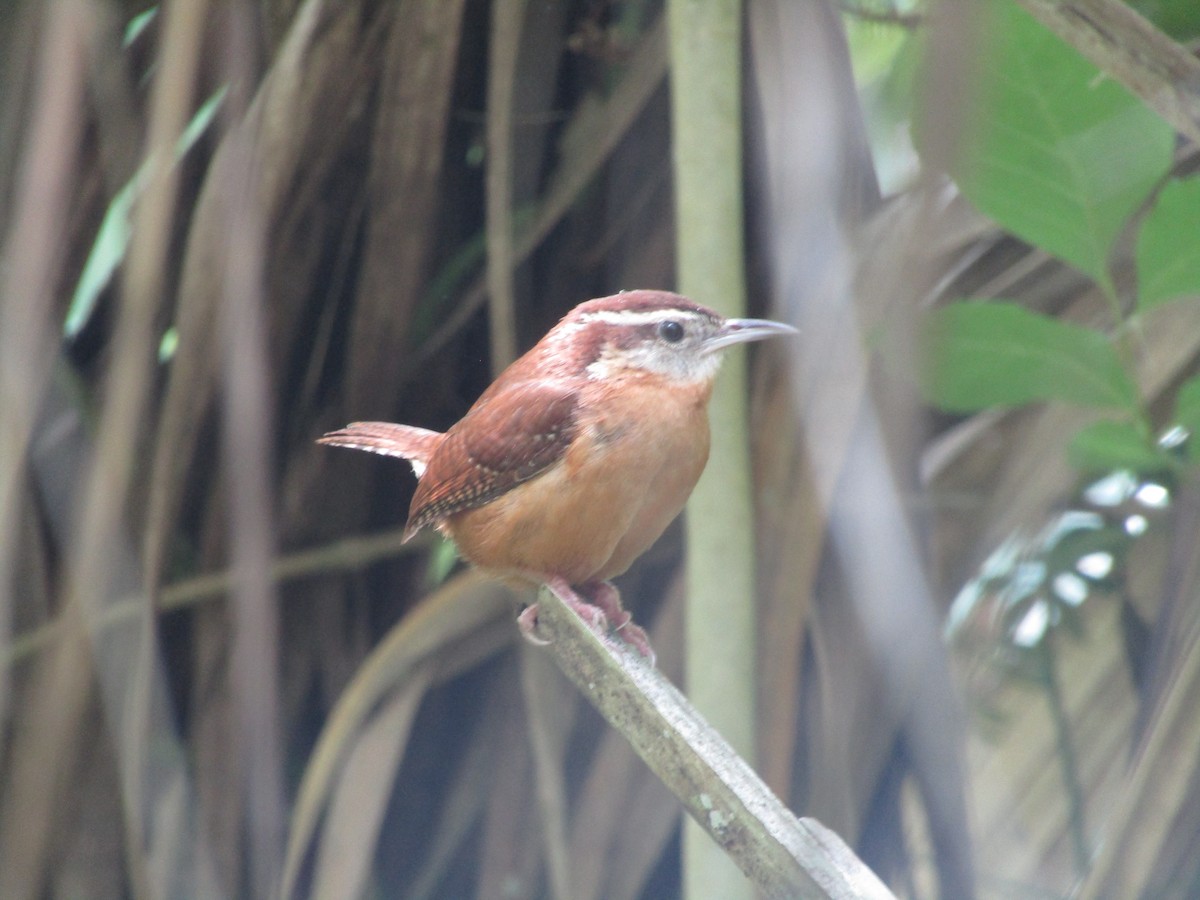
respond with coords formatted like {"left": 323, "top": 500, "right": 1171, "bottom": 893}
{"left": 533, "top": 583, "right": 896, "bottom": 900}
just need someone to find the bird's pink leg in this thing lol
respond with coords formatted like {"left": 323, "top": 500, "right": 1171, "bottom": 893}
{"left": 581, "top": 581, "right": 631, "bottom": 630}
{"left": 578, "top": 581, "right": 656, "bottom": 665}
{"left": 518, "top": 576, "right": 608, "bottom": 646}
{"left": 544, "top": 576, "right": 609, "bottom": 630}
{"left": 518, "top": 578, "right": 655, "bottom": 665}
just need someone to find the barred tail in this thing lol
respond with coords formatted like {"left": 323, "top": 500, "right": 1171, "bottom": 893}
{"left": 317, "top": 422, "right": 443, "bottom": 478}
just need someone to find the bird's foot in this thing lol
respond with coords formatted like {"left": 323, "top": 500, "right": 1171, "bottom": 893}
{"left": 517, "top": 600, "right": 608, "bottom": 645}
{"left": 520, "top": 578, "right": 655, "bottom": 665}
{"left": 582, "top": 581, "right": 631, "bottom": 630}
{"left": 516, "top": 604, "right": 552, "bottom": 645}
{"left": 579, "top": 581, "right": 656, "bottom": 665}
{"left": 551, "top": 576, "right": 611, "bottom": 629}
{"left": 518, "top": 577, "right": 607, "bottom": 647}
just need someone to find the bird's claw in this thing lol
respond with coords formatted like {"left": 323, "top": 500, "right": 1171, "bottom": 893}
{"left": 517, "top": 604, "right": 552, "bottom": 645}
{"left": 585, "top": 581, "right": 632, "bottom": 631}
{"left": 612, "top": 620, "right": 655, "bottom": 666}
{"left": 517, "top": 596, "right": 609, "bottom": 648}
{"left": 526, "top": 578, "right": 656, "bottom": 664}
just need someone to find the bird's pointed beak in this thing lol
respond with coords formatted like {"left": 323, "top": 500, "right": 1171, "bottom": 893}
{"left": 703, "top": 317, "right": 798, "bottom": 354}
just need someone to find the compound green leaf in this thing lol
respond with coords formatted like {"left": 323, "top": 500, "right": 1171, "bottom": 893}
{"left": 919, "top": 1, "right": 1174, "bottom": 295}
{"left": 1136, "top": 176, "right": 1200, "bottom": 311}
{"left": 1171, "top": 375, "right": 1200, "bottom": 462}
{"left": 924, "top": 302, "right": 1139, "bottom": 413}
{"left": 1067, "top": 420, "right": 1164, "bottom": 473}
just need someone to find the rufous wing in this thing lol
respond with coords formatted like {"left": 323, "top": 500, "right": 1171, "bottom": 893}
{"left": 405, "top": 379, "right": 579, "bottom": 539}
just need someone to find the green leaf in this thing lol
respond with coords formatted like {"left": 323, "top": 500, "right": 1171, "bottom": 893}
{"left": 923, "top": 302, "right": 1139, "bottom": 412}
{"left": 1171, "top": 375, "right": 1200, "bottom": 462}
{"left": 123, "top": 6, "right": 157, "bottom": 47}
{"left": 1067, "top": 420, "right": 1164, "bottom": 473}
{"left": 919, "top": 1, "right": 1174, "bottom": 295}
{"left": 176, "top": 84, "right": 227, "bottom": 158}
{"left": 1128, "top": 0, "right": 1200, "bottom": 41}
{"left": 64, "top": 85, "right": 226, "bottom": 339}
{"left": 423, "top": 536, "right": 460, "bottom": 589}
{"left": 1136, "top": 176, "right": 1200, "bottom": 310}
{"left": 64, "top": 176, "right": 140, "bottom": 338}
{"left": 158, "top": 326, "right": 179, "bottom": 363}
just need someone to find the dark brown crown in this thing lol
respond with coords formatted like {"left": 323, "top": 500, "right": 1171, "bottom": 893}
{"left": 568, "top": 290, "right": 720, "bottom": 322}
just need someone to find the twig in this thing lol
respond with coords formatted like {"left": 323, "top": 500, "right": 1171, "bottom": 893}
{"left": 533, "top": 582, "right": 896, "bottom": 900}
{"left": 1013, "top": 0, "right": 1200, "bottom": 145}
{"left": 1036, "top": 637, "right": 1090, "bottom": 876}
{"left": 3, "top": 527, "right": 424, "bottom": 666}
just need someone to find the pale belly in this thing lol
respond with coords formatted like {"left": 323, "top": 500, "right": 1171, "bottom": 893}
{"left": 444, "top": 387, "right": 711, "bottom": 585}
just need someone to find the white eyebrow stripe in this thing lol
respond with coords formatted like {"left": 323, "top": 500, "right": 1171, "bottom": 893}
{"left": 576, "top": 309, "right": 709, "bottom": 327}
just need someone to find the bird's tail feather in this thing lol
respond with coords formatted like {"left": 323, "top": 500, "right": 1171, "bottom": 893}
{"left": 317, "top": 422, "right": 442, "bottom": 478}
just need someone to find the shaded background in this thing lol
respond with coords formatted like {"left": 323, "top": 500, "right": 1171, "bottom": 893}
{"left": 2, "top": 0, "right": 1199, "bottom": 897}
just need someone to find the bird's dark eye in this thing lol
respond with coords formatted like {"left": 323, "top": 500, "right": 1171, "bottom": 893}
{"left": 658, "top": 320, "right": 685, "bottom": 343}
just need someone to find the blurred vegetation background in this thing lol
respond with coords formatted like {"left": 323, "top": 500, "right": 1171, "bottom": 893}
{"left": 3, "top": 0, "right": 1200, "bottom": 897}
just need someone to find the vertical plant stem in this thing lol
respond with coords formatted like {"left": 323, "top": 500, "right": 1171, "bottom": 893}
{"left": 218, "top": 107, "right": 287, "bottom": 900}
{"left": 76, "top": 0, "right": 209, "bottom": 893}
{"left": 485, "top": 0, "right": 525, "bottom": 374}
{"left": 519, "top": 646, "right": 573, "bottom": 900}
{"left": 1037, "top": 638, "right": 1090, "bottom": 876}
{"left": 667, "top": 1, "right": 755, "bottom": 898}
{"left": 0, "top": 0, "right": 88, "bottom": 785}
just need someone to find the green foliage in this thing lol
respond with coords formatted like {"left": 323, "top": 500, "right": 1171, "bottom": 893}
{"left": 1172, "top": 376, "right": 1200, "bottom": 462}
{"left": 65, "top": 85, "right": 227, "bottom": 340}
{"left": 844, "top": 5, "right": 922, "bottom": 193}
{"left": 923, "top": 302, "right": 1138, "bottom": 413}
{"left": 1128, "top": 0, "right": 1200, "bottom": 41}
{"left": 123, "top": 6, "right": 158, "bottom": 47}
{"left": 423, "top": 536, "right": 460, "bottom": 588}
{"left": 1067, "top": 420, "right": 1162, "bottom": 473}
{"left": 919, "top": 0, "right": 1200, "bottom": 481}
{"left": 921, "top": 1, "right": 1174, "bottom": 298}
{"left": 1136, "top": 176, "right": 1200, "bottom": 311}
{"left": 66, "top": 178, "right": 141, "bottom": 338}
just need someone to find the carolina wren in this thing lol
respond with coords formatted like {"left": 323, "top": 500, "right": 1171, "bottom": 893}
{"left": 319, "top": 290, "right": 796, "bottom": 661}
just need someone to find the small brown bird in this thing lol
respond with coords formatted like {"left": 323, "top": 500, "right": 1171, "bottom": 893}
{"left": 319, "top": 290, "right": 796, "bottom": 661}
